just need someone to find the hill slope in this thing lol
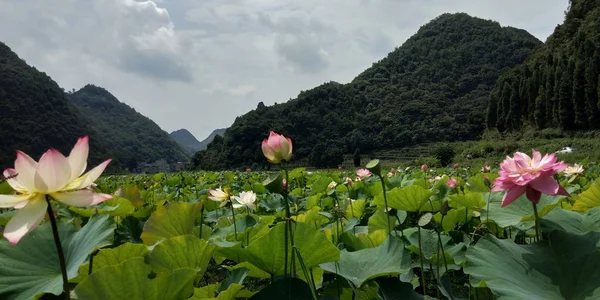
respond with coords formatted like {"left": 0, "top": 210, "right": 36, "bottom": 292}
{"left": 197, "top": 13, "right": 541, "bottom": 169}
{"left": 170, "top": 129, "right": 202, "bottom": 155}
{"left": 198, "top": 128, "right": 227, "bottom": 150}
{"left": 487, "top": 0, "right": 599, "bottom": 132}
{"left": 0, "top": 42, "right": 110, "bottom": 169}
{"left": 69, "top": 85, "right": 189, "bottom": 170}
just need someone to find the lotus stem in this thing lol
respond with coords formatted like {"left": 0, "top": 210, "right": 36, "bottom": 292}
{"left": 199, "top": 204, "right": 205, "bottom": 239}
{"left": 282, "top": 165, "right": 295, "bottom": 278}
{"left": 418, "top": 226, "right": 427, "bottom": 295}
{"left": 229, "top": 202, "right": 238, "bottom": 241}
{"left": 378, "top": 176, "right": 392, "bottom": 235}
{"left": 46, "top": 196, "right": 70, "bottom": 300}
{"left": 532, "top": 202, "right": 542, "bottom": 241}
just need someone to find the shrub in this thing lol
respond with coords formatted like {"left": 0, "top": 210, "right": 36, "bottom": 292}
{"left": 434, "top": 144, "right": 455, "bottom": 166}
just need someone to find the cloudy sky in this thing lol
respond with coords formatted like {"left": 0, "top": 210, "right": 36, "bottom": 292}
{"left": 0, "top": 0, "right": 568, "bottom": 140}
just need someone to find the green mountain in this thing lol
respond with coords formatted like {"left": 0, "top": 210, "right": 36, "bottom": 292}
{"left": 196, "top": 13, "right": 541, "bottom": 169}
{"left": 487, "top": 0, "right": 600, "bottom": 132}
{"left": 0, "top": 42, "right": 110, "bottom": 169}
{"left": 198, "top": 128, "right": 227, "bottom": 150}
{"left": 170, "top": 129, "right": 202, "bottom": 155}
{"left": 170, "top": 128, "right": 226, "bottom": 155}
{"left": 69, "top": 85, "right": 189, "bottom": 170}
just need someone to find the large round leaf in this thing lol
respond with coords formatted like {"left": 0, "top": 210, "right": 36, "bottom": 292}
{"left": 574, "top": 178, "right": 600, "bottom": 212}
{"left": 0, "top": 215, "right": 115, "bottom": 300}
{"left": 541, "top": 207, "right": 600, "bottom": 234}
{"left": 70, "top": 196, "right": 135, "bottom": 217}
{"left": 74, "top": 257, "right": 196, "bottom": 300}
{"left": 481, "top": 192, "right": 565, "bottom": 230}
{"left": 94, "top": 243, "right": 149, "bottom": 271}
{"left": 218, "top": 222, "right": 340, "bottom": 276}
{"left": 464, "top": 231, "right": 600, "bottom": 299}
{"left": 320, "top": 236, "right": 411, "bottom": 287}
{"left": 149, "top": 235, "right": 216, "bottom": 277}
{"left": 141, "top": 202, "right": 202, "bottom": 245}
{"left": 373, "top": 185, "right": 437, "bottom": 212}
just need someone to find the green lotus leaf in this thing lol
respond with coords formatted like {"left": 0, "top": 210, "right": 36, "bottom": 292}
{"left": 217, "top": 222, "right": 340, "bottom": 276}
{"left": 574, "top": 177, "right": 600, "bottom": 212}
{"left": 373, "top": 185, "right": 437, "bottom": 212}
{"left": 149, "top": 235, "right": 216, "bottom": 278}
{"left": 70, "top": 196, "right": 135, "bottom": 217}
{"left": 0, "top": 215, "right": 115, "bottom": 300}
{"left": 541, "top": 207, "right": 600, "bottom": 234}
{"left": 464, "top": 231, "right": 600, "bottom": 299}
{"left": 320, "top": 236, "right": 411, "bottom": 287}
{"left": 74, "top": 257, "right": 196, "bottom": 300}
{"left": 141, "top": 202, "right": 202, "bottom": 245}
{"left": 481, "top": 192, "right": 565, "bottom": 230}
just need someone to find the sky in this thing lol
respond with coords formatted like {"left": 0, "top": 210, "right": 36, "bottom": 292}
{"left": 0, "top": 0, "right": 569, "bottom": 140}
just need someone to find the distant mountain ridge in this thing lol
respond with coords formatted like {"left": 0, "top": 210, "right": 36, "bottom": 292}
{"left": 198, "top": 128, "right": 227, "bottom": 150}
{"left": 195, "top": 12, "right": 542, "bottom": 169}
{"left": 170, "top": 128, "right": 227, "bottom": 155}
{"left": 69, "top": 84, "right": 189, "bottom": 170}
{"left": 170, "top": 129, "right": 202, "bottom": 155}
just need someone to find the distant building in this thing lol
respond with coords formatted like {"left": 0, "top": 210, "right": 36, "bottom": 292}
{"left": 174, "top": 161, "right": 191, "bottom": 172}
{"left": 140, "top": 159, "right": 170, "bottom": 173}
{"left": 136, "top": 159, "right": 191, "bottom": 174}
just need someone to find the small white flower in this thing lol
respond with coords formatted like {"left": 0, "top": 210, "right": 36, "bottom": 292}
{"left": 563, "top": 164, "right": 584, "bottom": 177}
{"left": 232, "top": 191, "right": 257, "bottom": 210}
{"left": 208, "top": 188, "right": 230, "bottom": 207}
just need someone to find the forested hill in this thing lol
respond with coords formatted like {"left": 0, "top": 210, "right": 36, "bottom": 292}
{"left": 69, "top": 85, "right": 189, "bottom": 170}
{"left": 0, "top": 42, "right": 110, "bottom": 168}
{"left": 487, "top": 0, "right": 599, "bottom": 132}
{"left": 170, "top": 129, "right": 202, "bottom": 155}
{"left": 196, "top": 13, "right": 541, "bottom": 169}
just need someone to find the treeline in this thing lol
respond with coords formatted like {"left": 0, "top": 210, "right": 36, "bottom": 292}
{"left": 487, "top": 0, "right": 600, "bottom": 131}
{"left": 194, "top": 13, "right": 541, "bottom": 170}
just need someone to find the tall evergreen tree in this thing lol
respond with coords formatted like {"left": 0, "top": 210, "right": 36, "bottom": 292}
{"left": 507, "top": 80, "right": 521, "bottom": 130}
{"left": 572, "top": 57, "right": 588, "bottom": 128}
{"left": 586, "top": 49, "right": 600, "bottom": 127}
{"left": 559, "top": 68, "right": 575, "bottom": 130}
{"left": 486, "top": 91, "right": 499, "bottom": 129}
{"left": 545, "top": 59, "right": 556, "bottom": 127}
{"left": 535, "top": 85, "right": 547, "bottom": 128}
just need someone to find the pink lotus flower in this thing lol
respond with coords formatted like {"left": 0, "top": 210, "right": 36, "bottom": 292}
{"left": 344, "top": 177, "right": 353, "bottom": 185}
{"left": 356, "top": 169, "right": 372, "bottom": 178}
{"left": 492, "top": 149, "right": 569, "bottom": 207}
{"left": 0, "top": 136, "right": 112, "bottom": 245}
{"left": 261, "top": 131, "right": 293, "bottom": 164}
{"left": 482, "top": 165, "right": 491, "bottom": 173}
{"left": 246, "top": 168, "right": 252, "bottom": 172}
{"left": 421, "top": 164, "right": 428, "bottom": 171}
{"left": 386, "top": 172, "right": 394, "bottom": 178}
{"left": 282, "top": 179, "right": 288, "bottom": 188}
{"left": 446, "top": 178, "right": 457, "bottom": 188}
{"left": 453, "top": 163, "right": 459, "bottom": 169}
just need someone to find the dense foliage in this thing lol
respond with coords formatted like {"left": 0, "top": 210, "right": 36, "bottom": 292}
{"left": 69, "top": 85, "right": 189, "bottom": 169}
{"left": 196, "top": 13, "right": 541, "bottom": 170}
{"left": 0, "top": 42, "right": 110, "bottom": 169}
{"left": 487, "top": 0, "right": 600, "bottom": 131}
{"left": 2, "top": 157, "right": 600, "bottom": 299}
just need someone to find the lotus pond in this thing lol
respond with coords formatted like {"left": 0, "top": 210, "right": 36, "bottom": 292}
{"left": 1, "top": 154, "right": 600, "bottom": 299}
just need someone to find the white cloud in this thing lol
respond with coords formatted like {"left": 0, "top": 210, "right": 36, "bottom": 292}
{"left": 0, "top": 0, "right": 569, "bottom": 140}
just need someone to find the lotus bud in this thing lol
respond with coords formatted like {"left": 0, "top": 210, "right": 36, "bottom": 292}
{"left": 261, "top": 131, "right": 293, "bottom": 164}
